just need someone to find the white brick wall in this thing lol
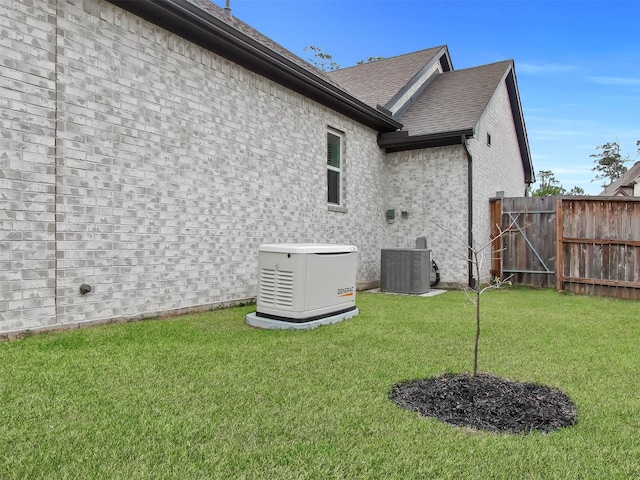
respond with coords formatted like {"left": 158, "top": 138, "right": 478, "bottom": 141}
{"left": 1, "top": 0, "right": 388, "bottom": 334}
{"left": 0, "top": 0, "right": 58, "bottom": 332}
{"left": 383, "top": 146, "right": 470, "bottom": 285}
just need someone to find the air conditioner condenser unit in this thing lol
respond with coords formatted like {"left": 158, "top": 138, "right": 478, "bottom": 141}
{"left": 246, "top": 244, "right": 359, "bottom": 329}
{"left": 380, "top": 248, "right": 431, "bottom": 294}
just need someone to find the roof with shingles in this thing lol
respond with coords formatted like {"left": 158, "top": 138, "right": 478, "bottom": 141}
{"left": 399, "top": 60, "right": 513, "bottom": 136}
{"left": 601, "top": 161, "right": 640, "bottom": 196}
{"left": 326, "top": 47, "right": 446, "bottom": 108}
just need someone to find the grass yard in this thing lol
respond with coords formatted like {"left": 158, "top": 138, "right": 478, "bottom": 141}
{"left": 1, "top": 288, "right": 639, "bottom": 479}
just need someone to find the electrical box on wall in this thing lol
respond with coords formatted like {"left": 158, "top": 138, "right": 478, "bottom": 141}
{"left": 246, "top": 244, "right": 359, "bottom": 329}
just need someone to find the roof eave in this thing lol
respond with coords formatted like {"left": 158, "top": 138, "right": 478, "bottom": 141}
{"left": 505, "top": 65, "right": 534, "bottom": 184}
{"left": 106, "top": 0, "right": 402, "bottom": 133}
{"left": 378, "top": 128, "right": 474, "bottom": 153}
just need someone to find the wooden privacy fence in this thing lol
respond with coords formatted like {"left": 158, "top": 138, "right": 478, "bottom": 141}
{"left": 490, "top": 196, "right": 640, "bottom": 300}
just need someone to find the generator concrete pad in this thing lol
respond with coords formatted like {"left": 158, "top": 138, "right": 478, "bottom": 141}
{"left": 246, "top": 308, "right": 359, "bottom": 330}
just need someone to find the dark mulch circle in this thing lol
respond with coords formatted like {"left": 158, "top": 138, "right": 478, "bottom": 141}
{"left": 389, "top": 373, "right": 577, "bottom": 434}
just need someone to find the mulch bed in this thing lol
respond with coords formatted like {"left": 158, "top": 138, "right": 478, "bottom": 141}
{"left": 389, "top": 373, "right": 577, "bottom": 434}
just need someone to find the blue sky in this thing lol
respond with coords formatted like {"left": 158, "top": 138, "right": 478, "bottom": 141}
{"left": 221, "top": 0, "right": 639, "bottom": 194}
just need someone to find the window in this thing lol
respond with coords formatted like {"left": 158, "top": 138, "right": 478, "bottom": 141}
{"left": 327, "top": 130, "right": 343, "bottom": 205}
{"left": 487, "top": 133, "right": 492, "bottom": 146}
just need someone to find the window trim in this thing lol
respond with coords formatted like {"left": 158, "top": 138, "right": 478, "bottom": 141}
{"left": 327, "top": 128, "right": 345, "bottom": 208}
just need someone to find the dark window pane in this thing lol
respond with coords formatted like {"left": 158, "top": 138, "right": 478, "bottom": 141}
{"left": 328, "top": 169, "right": 340, "bottom": 204}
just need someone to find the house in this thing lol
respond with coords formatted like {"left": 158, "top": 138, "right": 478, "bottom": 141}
{"left": 600, "top": 161, "right": 640, "bottom": 197}
{"left": 328, "top": 49, "right": 533, "bottom": 285}
{"left": 0, "top": 0, "right": 532, "bottom": 335}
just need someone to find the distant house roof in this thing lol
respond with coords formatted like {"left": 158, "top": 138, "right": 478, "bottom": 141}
{"left": 600, "top": 161, "right": 640, "bottom": 196}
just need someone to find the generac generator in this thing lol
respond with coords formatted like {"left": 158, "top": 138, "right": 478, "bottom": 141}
{"left": 245, "top": 244, "right": 359, "bottom": 329}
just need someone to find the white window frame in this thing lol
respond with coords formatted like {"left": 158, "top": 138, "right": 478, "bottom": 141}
{"left": 327, "top": 129, "right": 344, "bottom": 207}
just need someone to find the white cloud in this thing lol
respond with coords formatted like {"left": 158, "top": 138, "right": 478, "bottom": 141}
{"left": 518, "top": 63, "right": 576, "bottom": 75}
{"left": 551, "top": 166, "right": 594, "bottom": 175}
{"left": 588, "top": 76, "right": 640, "bottom": 86}
{"left": 529, "top": 129, "right": 591, "bottom": 139}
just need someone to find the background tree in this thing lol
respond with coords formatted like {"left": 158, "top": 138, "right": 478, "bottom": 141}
{"left": 531, "top": 170, "right": 565, "bottom": 196}
{"left": 304, "top": 47, "right": 385, "bottom": 71}
{"left": 303, "top": 45, "right": 340, "bottom": 72}
{"left": 590, "top": 141, "right": 629, "bottom": 188}
{"left": 357, "top": 56, "right": 385, "bottom": 64}
{"left": 531, "top": 170, "right": 585, "bottom": 196}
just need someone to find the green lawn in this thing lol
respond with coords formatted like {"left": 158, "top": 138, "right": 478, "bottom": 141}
{"left": 1, "top": 288, "right": 639, "bottom": 479}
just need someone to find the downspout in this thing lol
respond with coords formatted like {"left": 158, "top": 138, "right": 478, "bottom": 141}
{"left": 462, "top": 135, "right": 475, "bottom": 289}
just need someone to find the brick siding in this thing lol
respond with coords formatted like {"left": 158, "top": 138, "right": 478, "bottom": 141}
{"left": 383, "top": 146, "right": 470, "bottom": 285}
{"left": 0, "top": 0, "right": 58, "bottom": 332}
{"left": 470, "top": 81, "right": 527, "bottom": 280}
{"left": 1, "top": 0, "right": 387, "bottom": 334}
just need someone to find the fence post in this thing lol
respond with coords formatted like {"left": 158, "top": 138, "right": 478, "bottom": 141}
{"left": 489, "top": 197, "right": 503, "bottom": 280}
{"left": 555, "top": 197, "right": 563, "bottom": 292}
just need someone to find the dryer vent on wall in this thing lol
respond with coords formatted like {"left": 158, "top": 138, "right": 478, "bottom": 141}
{"left": 380, "top": 248, "right": 431, "bottom": 294}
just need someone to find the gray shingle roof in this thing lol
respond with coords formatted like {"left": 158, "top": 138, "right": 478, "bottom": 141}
{"left": 399, "top": 60, "right": 513, "bottom": 136}
{"left": 326, "top": 47, "right": 446, "bottom": 108}
{"left": 601, "top": 161, "right": 640, "bottom": 196}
